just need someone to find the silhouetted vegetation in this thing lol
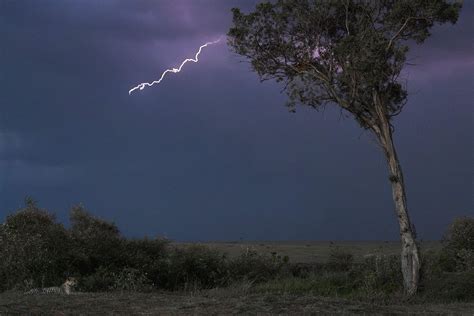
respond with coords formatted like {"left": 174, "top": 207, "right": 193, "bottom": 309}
{"left": 0, "top": 200, "right": 472, "bottom": 303}
{"left": 439, "top": 216, "right": 474, "bottom": 272}
{"left": 0, "top": 200, "right": 286, "bottom": 293}
{"left": 0, "top": 199, "right": 71, "bottom": 291}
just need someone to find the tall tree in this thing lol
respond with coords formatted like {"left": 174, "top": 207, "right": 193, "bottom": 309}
{"left": 227, "top": 0, "right": 461, "bottom": 295}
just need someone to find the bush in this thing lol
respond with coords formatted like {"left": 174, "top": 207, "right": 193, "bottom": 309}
{"left": 69, "top": 205, "right": 125, "bottom": 275}
{"left": 110, "top": 267, "right": 153, "bottom": 292}
{"left": 439, "top": 216, "right": 474, "bottom": 272}
{"left": 255, "top": 254, "right": 402, "bottom": 299}
{"left": 77, "top": 266, "right": 116, "bottom": 292}
{"left": 163, "top": 244, "right": 229, "bottom": 290}
{"left": 254, "top": 271, "right": 359, "bottom": 297}
{"left": 354, "top": 254, "right": 402, "bottom": 297}
{"left": 419, "top": 270, "right": 474, "bottom": 302}
{"left": 327, "top": 246, "right": 354, "bottom": 271}
{"left": 289, "top": 262, "right": 325, "bottom": 278}
{"left": 0, "top": 199, "right": 72, "bottom": 291}
{"left": 443, "top": 216, "right": 474, "bottom": 250}
{"left": 121, "top": 237, "right": 170, "bottom": 288}
{"left": 228, "top": 248, "right": 288, "bottom": 283}
{"left": 418, "top": 249, "right": 443, "bottom": 291}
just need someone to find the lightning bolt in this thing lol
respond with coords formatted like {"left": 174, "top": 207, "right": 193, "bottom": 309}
{"left": 128, "top": 37, "right": 222, "bottom": 95}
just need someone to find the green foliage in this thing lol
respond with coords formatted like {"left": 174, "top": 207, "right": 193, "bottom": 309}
{"left": 256, "top": 254, "right": 402, "bottom": 299}
{"left": 418, "top": 249, "right": 443, "bottom": 285}
{"left": 228, "top": 0, "right": 461, "bottom": 127}
{"left": 0, "top": 200, "right": 72, "bottom": 291}
{"left": 416, "top": 219, "right": 474, "bottom": 301}
{"left": 255, "top": 250, "right": 474, "bottom": 302}
{"left": 76, "top": 266, "right": 152, "bottom": 292}
{"left": 229, "top": 249, "right": 289, "bottom": 283}
{"left": 327, "top": 246, "right": 354, "bottom": 271}
{"left": 163, "top": 245, "right": 229, "bottom": 290}
{"left": 1, "top": 197, "right": 471, "bottom": 302}
{"left": 419, "top": 270, "right": 474, "bottom": 302}
{"left": 109, "top": 267, "right": 153, "bottom": 292}
{"left": 355, "top": 254, "right": 403, "bottom": 297}
{"left": 77, "top": 266, "right": 116, "bottom": 292}
{"left": 121, "top": 237, "right": 170, "bottom": 288}
{"left": 69, "top": 205, "right": 124, "bottom": 275}
{"left": 289, "top": 262, "right": 325, "bottom": 278}
{"left": 443, "top": 216, "right": 474, "bottom": 250}
{"left": 439, "top": 216, "right": 474, "bottom": 272}
{"left": 254, "top": 272, "right": 355, "bottom": 297}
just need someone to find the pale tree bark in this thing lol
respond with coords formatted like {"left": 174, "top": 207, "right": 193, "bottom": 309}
{"left": 372, "top": 93, "right": 420, "bottom": 296}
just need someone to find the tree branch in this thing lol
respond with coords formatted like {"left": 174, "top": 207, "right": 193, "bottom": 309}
{"left": 386, "top": 17, "right": 429, "bottom": 51}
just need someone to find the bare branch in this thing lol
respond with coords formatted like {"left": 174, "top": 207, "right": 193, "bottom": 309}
{"left": 386, "top": 17, "right": 429, "bottom": 51}
{"left": 345, "top": 0, "right": 350, "bottom": 36}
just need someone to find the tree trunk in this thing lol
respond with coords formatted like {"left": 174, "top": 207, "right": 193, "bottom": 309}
{"left": 372, "top": 95, "right": 420, "bottom": 296}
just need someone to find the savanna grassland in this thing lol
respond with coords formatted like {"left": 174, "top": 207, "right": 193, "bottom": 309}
{"left": 1, "top": 240, "right": 473, "bottom": 315}
{"left": 0, "top": 203, "right": 473, "bottom": 315}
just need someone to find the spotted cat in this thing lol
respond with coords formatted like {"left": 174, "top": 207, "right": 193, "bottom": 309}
{"left": 25, "top": 277, "right": 77, "bottom": 295}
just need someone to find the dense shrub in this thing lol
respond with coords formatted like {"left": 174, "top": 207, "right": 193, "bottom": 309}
{"left": 418, "top": 249, "right": 443, "bottom": 292}
{"left": 289, "top": 262, "right": 325, "bottom": 278}
{"left": 69, "top": 205, "right": 125, "bottom": 275}
{"left": 419, "top": 270, "right": 474, "bottom": 302}
{"left": 110, "top": 267, "right": 153, "bottom": 292}
{"left": 256, "top": 254, "right": 403, "bottom": 299}
{"left": 254, "top": 271, "right": 358, "bottom": 297}
{"left": 77, "top": 265, "right": 116, "bottom": 292}
{"left": 439, "top": 216, "right": 474, "bottom": 272}
{"left": 0, "top": 199, "right": 72, "bottom": 291}
{"left": 443, "top": 216, "right": 474, "bottom": 250}
{"left": 354, "top": 254, "right": 403, "bottom": 297}
{"left": 75, "top": 266, "right": 153, "bottom": 292}
{"left": 228, "top": 249, "right": 289, "bottom": 283}
{"left": 327, "top": 246, "right": 354, "bottom": 272}
{"left": 163, "top": 244, "right": 229, "bottom": 290}
{"left": 121, "top": 237, "right": 170, "bottom": 288}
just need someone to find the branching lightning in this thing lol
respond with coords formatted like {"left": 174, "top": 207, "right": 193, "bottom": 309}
{"left": 128, "top": 37, "right": 222, "bottom": 95}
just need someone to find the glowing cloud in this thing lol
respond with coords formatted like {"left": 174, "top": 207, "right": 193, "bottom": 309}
{"left": 128, "top": 37, "right": 222, "bottom": 95}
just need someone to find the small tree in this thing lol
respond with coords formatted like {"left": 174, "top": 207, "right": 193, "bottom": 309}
{"left": 440, "top": 216, "right": 474, "bottom": 271}
{"left": 227, "top": 0, "right": 461, "bottom": 295}
{"left": 0, "top": 198, "right": 71, "bottom": 290}
{"left": 69, "top": 205, "right": 124, "bottom": 275}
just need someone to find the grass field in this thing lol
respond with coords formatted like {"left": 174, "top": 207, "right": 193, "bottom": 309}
{"left": 2, "top": 240, "right": 472, "bottom": 315}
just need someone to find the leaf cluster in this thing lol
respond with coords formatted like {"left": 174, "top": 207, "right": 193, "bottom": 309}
{"left": 228, "top": 0, "right": 461, "bottom": 129}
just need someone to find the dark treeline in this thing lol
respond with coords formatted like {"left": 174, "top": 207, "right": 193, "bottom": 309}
{"left": 0, "top": 198, "right": 288, "bottom": 292}
{"left": 0, "top": 198, "right": 472, "bottom": 301}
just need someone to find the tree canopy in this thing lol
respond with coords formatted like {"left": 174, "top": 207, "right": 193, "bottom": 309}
{"left": 228, "top": 0, "right": 461, "bottom": 131}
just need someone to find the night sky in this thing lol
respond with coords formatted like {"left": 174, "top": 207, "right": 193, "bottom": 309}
{"left": 1, "top": 1, "right": 472, "bottom": 241}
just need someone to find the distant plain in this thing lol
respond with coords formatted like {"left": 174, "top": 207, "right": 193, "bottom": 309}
{"left": 175, "top": 240, "right": 443, "bottom": 263}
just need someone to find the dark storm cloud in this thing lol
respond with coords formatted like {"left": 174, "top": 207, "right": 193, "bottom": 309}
{"left": 0, "top": 1, "right": 472, "bottom": 240}
{"left": 1, "top": 0, "right": 234, "bottom": 41}
{"left": 402, "top": 5, "right": 474, "bottom": 85}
